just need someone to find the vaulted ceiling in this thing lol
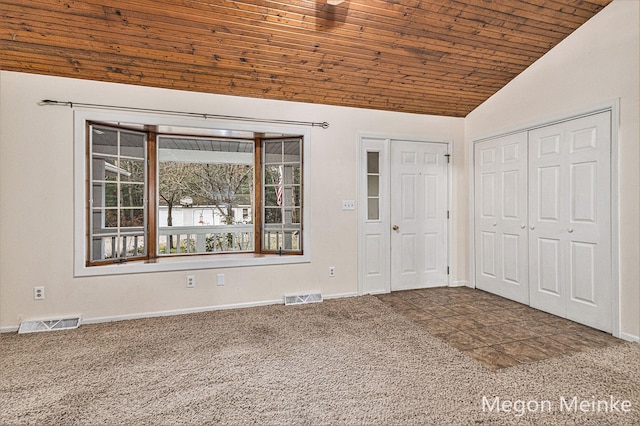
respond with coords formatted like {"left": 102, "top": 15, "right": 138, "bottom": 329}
{"left": 1, "top": 0, "right": 612, "bottom": 117}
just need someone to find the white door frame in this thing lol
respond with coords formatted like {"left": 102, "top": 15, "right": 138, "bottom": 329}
{"left": 358, "top": 134, "right": 452, "bottom": 295}
{"left": 468, "top": 101, "right": 620, "bottom": 337}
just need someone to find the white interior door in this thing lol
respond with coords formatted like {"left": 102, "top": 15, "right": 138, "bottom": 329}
{"left": 474, "top": 132, "right": 529, "bottom": 304}
{"left": 528, "top": 111, "right": 611, "bottom": 331}
{"left": 391, "top": 141, "right": 448, "bottom": 290}
{"left": 359, "top": 137, "right": 390, "bottom": 295}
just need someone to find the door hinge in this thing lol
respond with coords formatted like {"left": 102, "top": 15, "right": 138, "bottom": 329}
{"left": 447, "top": 210, "right": 450, "bottom": 219}
{"left": 447, "top": 266, "right": 450, "bottom": 275}
{"left": 444, "top": 154, "right": 451, "bottom": 163}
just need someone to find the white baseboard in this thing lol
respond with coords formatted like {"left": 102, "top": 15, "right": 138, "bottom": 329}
{"left": 360, "top": 290, "right": 389, "bottom": 296}
{"left": 324, "top": 291, "right": 359, "bottom": 300}
{"left": 1, "top": 292, "right": 362, "bottom": 333}
{"left": 81, "top": 298, "right": 284, "bottom": 327}
{"left": 84, "top": 292, "right": 360, "bottom": 326}
{"left": 619, "top": 332, "right": 640, "bottom": 343}
{"left": 450, "top": 280, "right": 471, "bottom": 288}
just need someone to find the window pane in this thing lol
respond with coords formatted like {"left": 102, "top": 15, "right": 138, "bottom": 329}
{"left": 367, "top": 151, "right": 379, "bottom": 174}
{"left": 264, "top": 141, "right": 282, "bottom": 164}
{"left": 265, "top": 186, "right": 278, "bottom": 206}
{"left": 368, "top": 198, "right": 380, "bottom": 220}
{"left": 293, "top": 186, "right": 301, "bottom": 207}
{"left": 264, "top": 165, "right": 281, "bottom": 185}
{"left": 104, "top": 183, "right": 118, "bottom": 207}
{"left": 284, "top": 165, "right": 301, "bottom": 184}
{"left": 122, "top": 235, "right": 145, "bottom": 257}
{"left": 120, "top": 132, "right": 145, "bottom": 159}
{"left": 283, "top": 187, "right": 294, "bottom": 207}
{"left": 157, "top": 136, "right": 255, "bottom": 255}
{"left": 104, "top": 209, "right": 118, "bottom": 227}
{"left": 93, "top": 236, "right": 114, "bottom": 259}
{"left": 92, "top": 128, "right": 118, "bottom": 156}
{"left": 367, "top": 175, "right": 379, "bottom": 197}
{"left": 284, "top": 208, "right": 301, "bottom": 225}
{"left": 120, "top": 183, "right": 144, "bottom": 207}
{"left": 280, "top": 186, "right": 301, "bottom": 207}
{"left": 292, "top": 208, "right": 301, "bottom": 224}
{"left": 263, "top": 230, "right": 282, "bottom": 251}
{"left": 100, "top": 160, "right": 119, "bottom": 182}
{"left": 119, "top": 159, "right": 145, "bottom": 183}
{"left": 283, "top": 139, "right": 301, "bottom": 163}
{"left": 283, "top": 231, "right": 301, "bottom": 251}
{"left": 264, "top": 208, "right": 282, "bottom": 224}
{"left": 120, "top": 209, "right": 144, "bottom": 228}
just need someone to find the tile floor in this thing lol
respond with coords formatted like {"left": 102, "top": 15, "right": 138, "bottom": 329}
{"left": 376, "top": 286, "right": 622, "bottom": 370}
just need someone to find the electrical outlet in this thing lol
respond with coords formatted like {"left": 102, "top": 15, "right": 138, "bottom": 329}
{"left": 34, "top": 286, "right": 45, "bottom": 300}
{"left": 329, "top": 266, "right": 336, "bottom": 277}
{"left": 186, "top": 275, "right": 195, "bottom": 288}
{"left": 217, "top": 274, "right": 225, "bottom": 286}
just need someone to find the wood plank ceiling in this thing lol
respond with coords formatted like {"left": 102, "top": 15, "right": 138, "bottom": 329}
{"left": 0, "top": 0, "right": 612, "bottom": 117}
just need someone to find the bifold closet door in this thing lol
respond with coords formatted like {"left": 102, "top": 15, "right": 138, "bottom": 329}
{"left": 474, "top": 132, "right": 529, "bottom": 304}
{"left": 528, "top": 111, "right": 611, "bottom": 332}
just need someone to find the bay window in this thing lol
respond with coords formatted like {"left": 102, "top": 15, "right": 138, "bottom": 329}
{"left": 87, "top": 122, "right": 304, "bottom": 266}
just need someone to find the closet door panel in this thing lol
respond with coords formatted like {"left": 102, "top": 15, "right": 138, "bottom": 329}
{"left": 528, "top": 112, "right": 611, "bottom": 332}
{"left": 474, "top": 132, "right": 528, "bottom": 304}
{"left": 564, "top": 112, "right": 611, "bottom": 331}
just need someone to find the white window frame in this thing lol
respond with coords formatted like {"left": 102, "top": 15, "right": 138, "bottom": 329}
{"left": 74, "top": 109, "right": 311, "bottom": 277}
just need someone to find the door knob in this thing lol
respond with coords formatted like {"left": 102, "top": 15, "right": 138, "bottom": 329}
{"left": 530, "top": 225, "right": 535, "bottom": 230}
{"left": 568, "top": 228, "right": 574, "bottom": 233}
{"left": 521, "top": 224, "right": 526, "bottom": 229}
{"left": 492, "top": 222, "right": 497, "bottom": 227}
{"left": 392, "top": 225, "right": 399, "bottom": 231}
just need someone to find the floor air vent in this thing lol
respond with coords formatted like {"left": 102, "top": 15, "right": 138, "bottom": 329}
{"left": 284, "top": 292, "right": 323, "bottom": 306}
{"left": 18, "top": 317, "right": 81, "bottom": 334}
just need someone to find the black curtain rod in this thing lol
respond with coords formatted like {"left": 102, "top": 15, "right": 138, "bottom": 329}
{"left": 38, "top": 99, "right": 330, "bottom": 129}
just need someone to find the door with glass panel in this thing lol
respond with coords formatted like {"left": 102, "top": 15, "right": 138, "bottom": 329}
{"left": 360, "top": 138, "right": 390, "bottom": 294}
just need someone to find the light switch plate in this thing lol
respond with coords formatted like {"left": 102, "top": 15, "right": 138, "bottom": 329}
{"left": 342, "top": 200, "right": 355, "bottom": 210}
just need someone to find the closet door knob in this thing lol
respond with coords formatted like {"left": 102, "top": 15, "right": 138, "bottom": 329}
{"left": 530, "top": 225, "right": 535, "bottom": 230}
{"left": 521, "top": 224, "right": 526, "bottom": 229}
{"left": 492, "top": 222, "right": 497, "bottom": 227}
{"left": 568, "top": 228, "right": 574, "bottom": 233}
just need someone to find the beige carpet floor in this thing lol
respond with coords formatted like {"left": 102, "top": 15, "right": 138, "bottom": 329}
{"left": 1, "top": 296, "right": 638, "bottom": 425}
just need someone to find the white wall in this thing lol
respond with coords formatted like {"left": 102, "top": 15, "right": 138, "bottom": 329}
{"left": 3, "top": 1, "right": 635, "bottom": 337}
{"left": 466, "top": 0, "right": 640, "bottom": 339}
{"left": 0, "top": 70, "right": 465, "bottom": 330}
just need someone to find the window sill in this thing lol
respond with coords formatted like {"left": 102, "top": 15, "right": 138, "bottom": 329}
{"left": 74, "top": 252, "right": 310, "bottom": 277}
